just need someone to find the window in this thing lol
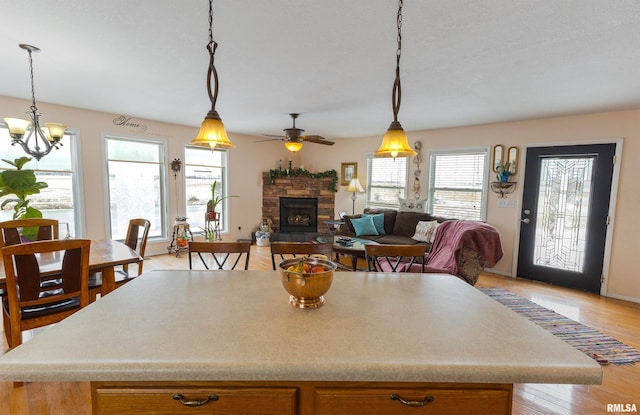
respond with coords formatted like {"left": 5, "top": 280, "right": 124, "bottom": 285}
{"left": 184, "top": 146, "right": 229, "bottom": 233}
{"left": 365, "top": 154, "right": 409, "bottom": 209}
{"left": 105, "top": 136, "right": 166, "bottom": 240}
{"left": 0, "top": 127, "right": 82, "bottom": 237}
{"left": 427, "top": 149, "right": 489, "bottom": 220}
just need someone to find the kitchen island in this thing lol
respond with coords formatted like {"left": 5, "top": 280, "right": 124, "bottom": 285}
{"left": 0, "top": 270, "right": 601, "bottom": 414}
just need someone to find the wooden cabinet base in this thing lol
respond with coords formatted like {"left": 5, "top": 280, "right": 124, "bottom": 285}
{"left": 92, "top": 381, "right": 513, "bottom": 415}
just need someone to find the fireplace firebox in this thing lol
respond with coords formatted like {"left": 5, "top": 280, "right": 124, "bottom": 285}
{"left": 279, "top": 197, "right": 318, "bottom": 233}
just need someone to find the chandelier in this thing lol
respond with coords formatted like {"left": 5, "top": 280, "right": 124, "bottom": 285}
{"left": 190, "top": 0, "right": 235, "bottom": 150}
{"left": 3, "top": 44, "right": 67, "bottom": 161}
{"left": 374, "top": 0, "right": 416, "bottom": 159}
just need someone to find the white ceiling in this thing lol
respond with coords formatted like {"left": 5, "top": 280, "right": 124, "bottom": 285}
{"left": 2, "top": 1, "right": 640, "bottom": 140}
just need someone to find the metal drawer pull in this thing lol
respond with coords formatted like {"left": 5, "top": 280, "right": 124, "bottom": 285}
{"left": 172, "top": 393, "right": 219, "bottom": 407}
{"left": 390, "top": 394, "right": 435, "bottom": 407}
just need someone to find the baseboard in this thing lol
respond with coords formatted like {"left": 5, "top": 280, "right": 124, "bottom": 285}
{"left": 484, "top": 268, "right": 512, "bottom": 278}
{"left": 604, "top": 292, "right": 640, "bottom": 304}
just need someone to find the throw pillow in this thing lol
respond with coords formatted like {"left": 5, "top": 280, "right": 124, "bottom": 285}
{"left": 398, "top": 197, "right": 427, "bottom": 212}
{"left": 412, "top": 220, "right": 440, "bottom": 243}
{"left": 363, "top": 213, "right": 386, "bottom": 235}
{"left": 351, "top": 216, "right": 379, "bottom": 237}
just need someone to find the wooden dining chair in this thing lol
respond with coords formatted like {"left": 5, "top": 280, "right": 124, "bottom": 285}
{"left": 270, "top": 242, "right": 334, "bottom": 270}
{"left": 364, "top": 244, "right": 427, "bottom": 273}
{"left": 1, "top": 239, "right": 91, "bottom": 348}
{"left": 0, "top": 218, "right": 60, "bottom": 248}
{"left": 188, "top": 241, "right": 252, "bottom": 270}
{"left": 0, "top": 218, "right": 61, "bottom": 297}
{"left": 88, "top": 218, "right": 150, "bottom": 302}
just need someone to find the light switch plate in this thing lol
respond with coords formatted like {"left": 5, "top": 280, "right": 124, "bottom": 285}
{"left": 498, "top": 199, "right": 516, "bottom": 208}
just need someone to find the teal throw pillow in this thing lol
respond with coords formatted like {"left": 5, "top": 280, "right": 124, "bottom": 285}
{"left": 363, "top": 213, "right": 386, "bottom": 235}
{"left": 351, "top": 215, "right": 379, "bottom": 237}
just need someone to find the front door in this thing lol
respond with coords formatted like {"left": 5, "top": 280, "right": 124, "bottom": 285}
{"left": 517, "top": 143, "right": 616, "bottom": 293}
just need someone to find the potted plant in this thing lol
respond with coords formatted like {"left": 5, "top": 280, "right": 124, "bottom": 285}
{"left": 0, "top": 157, "right": 49, "bottom": 240}
{"left": 496, "top": 162, "right": 513, "bottom": 183}
{"left": 206, "top": 180, "right": 238, "bottom": 220}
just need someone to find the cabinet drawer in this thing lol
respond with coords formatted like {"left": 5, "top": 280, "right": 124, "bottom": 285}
{"left": 316, "top": 386, "right": 511, "bottom": 415}
{"left": 94, "top": 386, "right": 297, "bottom": 415}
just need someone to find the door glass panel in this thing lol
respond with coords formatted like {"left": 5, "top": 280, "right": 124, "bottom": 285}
{"left": 534, "top": 157, "right": 593, "bottom": 272}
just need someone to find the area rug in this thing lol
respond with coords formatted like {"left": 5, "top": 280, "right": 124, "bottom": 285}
{"left": 480, "top": 287, "right": 640, "bottom": 366}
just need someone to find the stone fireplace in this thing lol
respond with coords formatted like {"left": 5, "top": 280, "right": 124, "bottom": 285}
{"left": 262, "top": 172, "right": 335, "bottom": 237}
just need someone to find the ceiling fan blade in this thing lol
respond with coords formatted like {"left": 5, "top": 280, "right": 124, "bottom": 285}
{"left": 262, "top": 134, "right": 286, "bottom": 138}
{"left": 256, "top": 137, "right": 285, "bottom": 143}
{"left": 303, "top": 135, "right": 335, "bottom": 145}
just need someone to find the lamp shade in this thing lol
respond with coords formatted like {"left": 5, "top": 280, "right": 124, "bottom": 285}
{"left": 44, "top": 122, "right": 67, "bottom": 140}
{"left": 3, "top": 118, "right": 30, "bottom": 136}
{"left": 346, "top": 178, "right": 365, "bottom": 193}
{"left": 190, "top": 114, "right": 235, "bottom": 150}
{"left": 284, "top": 141, "right": 303, "bottom": 152}
{"left": 374, "top": 126, "right": 417, "bottom": 158}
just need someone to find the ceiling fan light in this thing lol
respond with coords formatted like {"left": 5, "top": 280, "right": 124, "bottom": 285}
{"left": 190, "top": 113, "right": 235, "bottom": 150}
{"left": 374, "top": 122, "right": 416, "bottom": 158}
{"left": 284, "top": 140, "right": 303, "bottom": 152}
{"left": 3, "top": 117, "right": 31, "bottom": 136}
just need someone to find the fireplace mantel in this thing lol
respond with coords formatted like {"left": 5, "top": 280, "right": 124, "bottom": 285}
{"left": 262, "top": 172, "right": 335, "bottom": 234}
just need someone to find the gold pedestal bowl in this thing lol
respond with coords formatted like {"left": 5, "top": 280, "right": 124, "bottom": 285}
{"left": 279, "top": 257, "right": 337, "bottom": 309}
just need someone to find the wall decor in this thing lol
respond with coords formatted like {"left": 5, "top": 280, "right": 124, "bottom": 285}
{"left": 492, "top": 145, "right": 505, "bottom": 172}
{"left": 412, "top": 141, "right": 423, "bottom": 199}
{"left": 341, "top": 162, "right": 357, "bottom": 186}
{"left": 170, "top": 158, "right": 182, "bottom": 179}
{"left": 507, "top": 146, "right": 519, "bottom": 175}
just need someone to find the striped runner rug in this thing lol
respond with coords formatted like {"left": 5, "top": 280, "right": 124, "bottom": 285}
{"left": 480, "top": 287, "right": 640, "bottom": 365}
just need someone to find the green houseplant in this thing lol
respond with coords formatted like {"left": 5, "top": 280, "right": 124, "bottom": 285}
{"left": 0, "top": 157, "right": 49, "bottom": 239}
{"left": 206, "top": 180, "right": 238, "bottom": 220}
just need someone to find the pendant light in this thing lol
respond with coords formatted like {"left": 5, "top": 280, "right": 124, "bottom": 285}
{"left": 3, "top": 44, "right": 68, "bottom": 161}
{"left": 374, "top": 0, "right": 416, "bottom": 159}
{"left": 190, "top": 0, "right": 234, "bottom": 150}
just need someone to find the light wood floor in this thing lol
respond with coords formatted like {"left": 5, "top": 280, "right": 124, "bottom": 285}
{"left": 1, "top": 245, "right": 639, "bottom": 414}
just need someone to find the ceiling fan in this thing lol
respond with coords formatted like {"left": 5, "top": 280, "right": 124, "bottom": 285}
{"left": 260, "top": 113, "right": 335, "bottom": 152}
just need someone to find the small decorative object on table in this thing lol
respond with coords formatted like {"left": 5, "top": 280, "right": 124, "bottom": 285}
{"left": 279, "top": 257, "right": 337, "bottom": 309}
{"left": 337, "top": 236, "right": 354, "bottom": 247}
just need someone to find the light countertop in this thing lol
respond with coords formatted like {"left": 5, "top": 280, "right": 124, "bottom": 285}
{"left": 0, "top": 271, "right": 602, "bottom": 384}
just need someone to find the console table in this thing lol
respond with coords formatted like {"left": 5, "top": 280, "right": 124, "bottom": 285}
{"left": 0, "top": 271, "right": 601, "bottom": 414}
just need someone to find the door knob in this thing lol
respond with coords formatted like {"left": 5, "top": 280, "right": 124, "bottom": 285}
{"left": 521, "top": 218, "right": 531, "bottom": 224}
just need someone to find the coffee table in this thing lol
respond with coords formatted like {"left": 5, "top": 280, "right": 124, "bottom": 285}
{"left": 314, "top": 235, "right": 379, "bottom": 271}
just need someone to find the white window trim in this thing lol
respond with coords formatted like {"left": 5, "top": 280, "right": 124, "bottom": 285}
{"left": 426, "top": 147, "right": 491, "bottom": 221}
{"left": 365, "top": 152, "right": 410, "bottom": 209}
{"left": 182, "top": 145, "right": 231, "bottom": 234}
{"left": 102, "top": 133, "right": 169, "bottom": 240}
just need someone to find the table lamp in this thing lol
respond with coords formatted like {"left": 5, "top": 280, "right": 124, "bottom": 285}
{"left": 346, "top": 178, "right": 365, "bottom": 215}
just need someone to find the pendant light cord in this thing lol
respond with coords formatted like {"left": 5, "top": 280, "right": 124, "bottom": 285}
{"left": 391, "top": 0, "right": 403, "bottom": 124}
{"left": 207, "top": 0, "right": 219, "bottom": 112}
{"left": 27, "top": 48, "right": 39, "bottom": 112}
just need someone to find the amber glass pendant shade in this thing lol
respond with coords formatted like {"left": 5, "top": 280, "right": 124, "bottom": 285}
{"left": 374, "top": 124, "right": 416, "bottom": 158}
{"left": 191, "top": 113, "right": 234, "bottom": 150}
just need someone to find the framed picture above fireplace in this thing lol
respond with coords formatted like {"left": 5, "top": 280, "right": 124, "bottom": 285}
{"left": 341, "top": 162, "right": 357, "bottom": 186}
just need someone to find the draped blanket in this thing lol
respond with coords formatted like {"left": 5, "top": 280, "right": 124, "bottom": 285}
{"left": 425, "top": 220, "right": 503, "bottom": 280}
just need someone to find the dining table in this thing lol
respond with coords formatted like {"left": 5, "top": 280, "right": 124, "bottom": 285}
{"left": 0, "top": 239, "right": 142, "bottom": 296}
